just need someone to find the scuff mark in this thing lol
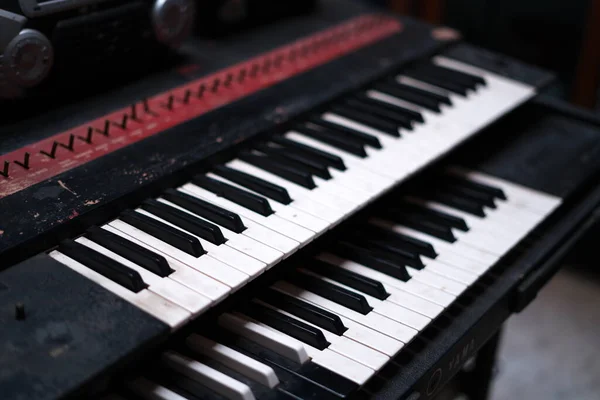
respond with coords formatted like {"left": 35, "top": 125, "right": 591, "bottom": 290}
{"left": 58, "top": 180, "right": 77, "bottom": 196}
{"left": 84, "top": 200, "right": 100, "bottom": 206}
{"left": 0, "top": 230, "right": 4, "bottom": 236}
{"left": 33, "top": 213, "right": 40, "bottom": 218}
{"left": 68, "top": 210, "right": 79, "bottom": 220}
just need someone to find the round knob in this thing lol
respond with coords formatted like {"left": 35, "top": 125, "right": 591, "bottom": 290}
{"left": 3, "top": 29, "right": 54, "bottom": 88}
{"left": 152, "top": 0, "right": 196, "bottom": 48}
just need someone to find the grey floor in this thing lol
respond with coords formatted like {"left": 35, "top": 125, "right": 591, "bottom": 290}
{"left": 489, "top": 264, "right": 600, "bottom": 400}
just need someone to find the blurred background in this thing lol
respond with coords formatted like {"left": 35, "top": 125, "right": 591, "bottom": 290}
{"left": 357, "top": 1, "right": 600, "bottom": 399}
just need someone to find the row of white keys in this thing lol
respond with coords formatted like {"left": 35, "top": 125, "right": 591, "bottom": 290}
{"left": 108, "top": 219, "right": 250, "bottom": 290}
{"left": 318, "top": 252, "right": 455, "bottom": 308}
{"left": 297, "top": 267, "right": 431, "bottom": 330}
{"left": 156, "top": 197, "right": 289, "bottom": 263}
{"left": 237, "top": 311, "right": 374, "bottom": 385}
{"left": 102, "top": 224, "right": 231, "bottom": 302}
{"left": 203, "top": 173, "right": 332, "bottom": 232}
{"left": 49, "top": 251, "right": 191, "bottom": 329}
{"left": 225, "top": 160, "right": 358, "bottom": 219}
{"left": 272, "top": 280, "right": 419, "bottom": 344}
{"left": 252, "top": 299, "right": 389, "bottom": 371}
{"left": 134, "top": 208, "right": 267, "bottom": 277}
{"left": 75, "top": 237, "right": 212, "bottom": 315}
{"left": 180, "top": 183, "right": 318, "bottom": 243}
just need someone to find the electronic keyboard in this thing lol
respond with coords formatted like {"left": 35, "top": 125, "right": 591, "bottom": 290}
{"left": 1, "top": 1, "right": 600, "bottom": 399}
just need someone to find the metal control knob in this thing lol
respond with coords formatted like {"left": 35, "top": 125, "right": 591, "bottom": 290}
{"left": 152, "top": 0, "right": 196, "bottom": 48}
{"left": 3, "top": 29, "right": 54, "bottom": 88}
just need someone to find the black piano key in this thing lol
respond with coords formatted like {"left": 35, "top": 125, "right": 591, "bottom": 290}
{"left": 287, "top": 270, "right": 373, "bottom": 315}
{"left": 141, "top": 199, "right": 227, "bottom": 245}
{"left": 163, "top": 189, "right": 246, "bottom": 233}
{"left": 426, "top": 191, "right": 487, "bottom": 217}
{"left": 354, "top": 93, "right": 425, "bottom": 123}
{"left": 213, "top": 165, "right": 292, "bottom": 205}
{"left": 85, "top": 226, "right": 173, "bottom": 277}
{"left": 309, "top": 116, "right": 384, "bottom": 148}
{"left": 378, "top": 208, "right": 457, "bottom": 242}
{"left": 403, "top": 69, "right": 469, "bottom": 96}
{"left": 239, "top": 302, "right": 330, "bottom": 350}
{"left": 295, "top": 123, "right": 368, "bottom": 157}
{"left": 272, "top": 136, "right": 347, "bottom": 171}
{"left": 58, "top": 239, "right": 147, "bottom": 293}
{"left": 205, "top": 329, "right": 354, "bottom": 399}
{"left": 120, "top": 210, "right": 206, "bottom": 257}
{"left": 373, "top": 82, "right": 442, "bottom": 113}
{"left": 239, "top": 151, "right": 317, "bottom": 189}
{"left": 359, "top": 237, "right": 425, "bottom": 270}
{"left": 444, "top": 175, "right": 507, "bottom": 200}
{"left": 441, "top": 183, "right": 497, "bottom": 209}
{"left": 399, "top": 201, "right": 469, "bottom": 231}
{"left": 417, "top": 63, "right": 482, "bottom": 90}
{"left": 342, "top": 98, "right": 414, "bottom": 130}
{"left": 192, "top": 174, "right": 274, "bottom": 216}
{"left": 303, "top": 259, "right": 390, "bottom": 300}
{"left": 388, "top": 79, "right": 454, "bottom": 105}
{"left": 257, "top": 144, "right": 332, "bottom": 180}
{"left": 332, "top": 240, "right": 411, "bottom": 282}
{"left": 329, "top": 105, "right": 401, "bottom": 138}
{"left": 257, "top": 288, "right": 347, "bottom": 335}
{"left": 359, "top": 223, "right": 438, "bottom": 259}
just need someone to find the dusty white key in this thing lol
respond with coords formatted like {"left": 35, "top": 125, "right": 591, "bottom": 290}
{"left": 186, "top": 334, "right": 279, "bottom": 388}
{"left": 102, "top": 225, "right": 230, "bottom": 302}
{"left": 444, "top": 166, "right": 562, "bottom": 215}
{"left": 77, "top": 237, "right": 211, "bottom": 315}
{"left": 128, "top": 377, "right": 189, "bottom": 400}
{"left": 318, "top": 253, "right": 454, "bottom": 307}
{"left": 109, "top": 219, "right": 249, "bottom": 290}
{"left": 218, "top": 313, "right": 310, "bottom": 364}
{"left": 205, "top": 173, "right": 331, "bottom": 232}
{"left": 157, "top": 198, "right": 286, "bottom": 265}
{"left": 298, "top": 268, "right": 431, "bottom": 330}
{"left": 227, "top": 160, "right": 358, "bottom": 217}
{"left": 254, "top": 299, "right": 390, "bottom": 370}
{"left": 406, "top": 267, "right": 466, "bottom": 296}
{"left": 50, "top": 251, "right": 190, "bottom": 329}
{"left": 302, "top": 346, "right": 374, "bottom": 385}
{"left": 180, "top": 183, "right": 316, "bottom": 243}
{"left": 162, "top": 351, "right": 255, "bottom": 400}
{"left": 273, "top": 281, "right": 418, "bottom": 343}
{"left": 316, "top": 253, "right": 444, "bottom": 318}
{"left": 136, "top": 208, "right": 267, "bottom": 277}
{"left": 370, "top": 218, "right": 499, "bottom": 266}
{"left": 423, "top": 260, "right": 479, "bottom": 285}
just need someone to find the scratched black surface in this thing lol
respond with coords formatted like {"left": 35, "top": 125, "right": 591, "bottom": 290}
{"left": 0, "top": 0, "right": 448, "bottom": 266}
{"left": 0, "top": 254, "right": 167, "bottom": 400}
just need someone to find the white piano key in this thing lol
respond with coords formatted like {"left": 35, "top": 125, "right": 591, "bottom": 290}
{"left": 102, "top": 225, "right": 230, "bottom": 302}
{"left": 204, "top": 173, "right": 331, "bottom": 232}
{"left": 76, "top": 237, "right": 211, "bottom": 315}
{"left": 318, "top": 253, "right": 454, "bottom": 307}
{"left": 127, "top": 377, "right": 189, "bottom": 400}
{"left": 298, "top": 268, "right": 431, "bottom": 331}
{"left": 135, "top": 208, "right": 267, "bottom": 277}
{"left": 109, "top": 219, "right": 249, "bottom": 290}
{"left": 162, "top": 351, "right": 255, "bottom": 400}
{"left": 406, "top": 267, "right": 466, "bottom": 296}
{"left": 273, "top": 281, "right": 418, "bottom": 344}
{"left": 227, "top": 160, "right": 358, "bottom": 217}
{"left": 186, "top": 334, "right": 279, "bottom": 389}
{"left": 301, "top": 346, "right": 374, "bottom": 385}
{"left": 157, "top": 198, "right": 286, "bottom": 266}
{"left": 218, "top": 312, "right": 310, "bottom": 364}
{"left": 423, "top": 260, "right": 479, "bottom": 285}
{"left": 180, "top": 183, "right": 317, "bottom": 242}
{"left": 316, "top": 253, "right": 444, "bottom": 318}
{"left": 50, "top": 251, "right": 190, "bottom": 329}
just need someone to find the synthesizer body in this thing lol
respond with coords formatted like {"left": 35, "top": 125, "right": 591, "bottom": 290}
{"left": 1, "top": 1, "right": 600, "bottom": 400}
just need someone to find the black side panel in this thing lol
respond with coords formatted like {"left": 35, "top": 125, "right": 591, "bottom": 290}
{"left": 0, "top": 254, "right": 168, "bottom": 400}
